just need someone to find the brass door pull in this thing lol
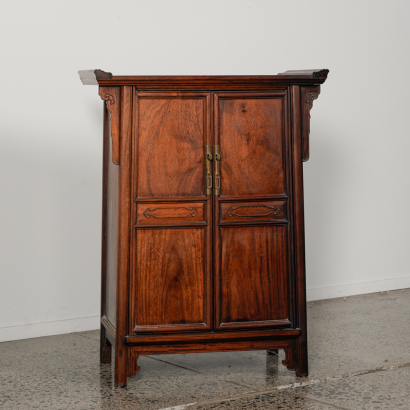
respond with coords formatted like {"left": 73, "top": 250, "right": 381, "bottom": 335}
{"left": 214, "top": 145, "right": 221, "bottom": 195}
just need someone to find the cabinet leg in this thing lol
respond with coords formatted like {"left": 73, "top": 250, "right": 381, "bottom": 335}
{"left": 296, "top": 339, "right": 308, "bottom": 377}
{"left": 283, "top": 340, "right": 308, "bottom": 377}
{"left": 114, "top": 346, "right": 128, "bottom": 388}
{"left": 100, "top": 326, "right": 112, "bottom": 364}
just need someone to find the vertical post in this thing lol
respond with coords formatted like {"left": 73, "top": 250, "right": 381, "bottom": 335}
{"left": 114, "top": 86, "right": 133, "bottom": 387}
{"left": 100, "top": 99, "right": 112, "bottom": 363}
{"left": 290, "top": 85, "right": 308, "bottom": 377}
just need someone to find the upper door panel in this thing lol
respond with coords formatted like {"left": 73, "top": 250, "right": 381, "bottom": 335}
{"left": 137, "top": 92, "right": 211, "bottom": 199}
{"left": 214, "top": 92, "right": 287, "bottom": 197}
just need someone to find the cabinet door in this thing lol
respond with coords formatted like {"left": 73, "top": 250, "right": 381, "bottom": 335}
{"left": 130, "top": 92, "right": 212, "bottom": 334}
{"left": 214, "top": 92, "right": 293, "bottom": 331}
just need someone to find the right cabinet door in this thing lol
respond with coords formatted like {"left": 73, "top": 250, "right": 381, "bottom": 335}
{"left": 214, "top": 91, "right": 294, "bottom": 331}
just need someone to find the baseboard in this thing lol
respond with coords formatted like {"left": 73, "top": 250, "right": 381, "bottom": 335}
{"left": 307, "top": 276, "right": 410, "bottom": 302}
{"left": 0, "top": 315, "right": 100, "bottom": 343}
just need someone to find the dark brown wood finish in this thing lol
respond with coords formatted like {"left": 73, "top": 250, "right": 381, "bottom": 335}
{"left": 114, "top": 86, "right": 133, "bottom": 387}
{"left": 137, "top": 202, "right": 205, "bottom": 224}
{"left": 100, "top": 102, "right": 112, "bottom": 363}
{"left": 105, "top": 106, "right": 119, "bottom": 327}
{"left": 215, "top": 92, "right": 286, "bottom": 197}
{"left": 136, "top": 92, "right": 209, "bottom": 199}
{"left": 219, "top": 225, "right": 290, "bottom": 329}
{"left": 133, "top": 228, "right": 208, "bottom": 333}
{"left": 290, "top": 85, "right": 309, "bottom": 377}
{"left": 214, "top": 91, "right": 291, "bottom": 332}
{"left": 301, "top": 86, "right": 321, "bottom": 162}
{"left": 81, "top": 69, "right": 328, "bottom": 387}
{"left": 220, "top": 200, "right": 286, "bottom": 223}
{"left": 129, "top": 91, "right": 213, "bottom": 338}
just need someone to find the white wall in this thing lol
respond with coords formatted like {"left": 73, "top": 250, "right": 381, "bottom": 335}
{"left": 1, "top": 0, "right": 410, "bottom": 342}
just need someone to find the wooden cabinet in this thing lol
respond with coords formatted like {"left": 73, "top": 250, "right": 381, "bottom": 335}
{"left": 79, "top": 69, "right": 329, "bottom": 387}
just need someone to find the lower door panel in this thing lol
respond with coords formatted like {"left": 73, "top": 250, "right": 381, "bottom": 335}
{"left": 131, "top": 223, "right": 212, "bottom": 334}
{"left": 216, "top": 224, "right": 291, "bottom": 330}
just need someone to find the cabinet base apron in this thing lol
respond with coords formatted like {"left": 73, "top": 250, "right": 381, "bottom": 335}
{"left": 100, "top": 325, "right": 306, "bottom": 386}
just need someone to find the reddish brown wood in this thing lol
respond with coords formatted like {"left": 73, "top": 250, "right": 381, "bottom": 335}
{"left": 301, "top": 86, "right": 321, "bottom": 162}
{"left": 128, "top": 340, "right": 293, "bottom": 355}
{"left": 99, "top": 87, "right": 120, "bottom": 164}
{"left": 127, "top": 349, "right": 140, "bottom": 378}
{"left": 100, "top": 102, "right": 113, "bottom": 363}
{"left": 290, "top": 85, "right": 309, "bottom": 377}
{"left": 215, "top": 92, "right": 286, "bottom": 197}
{"left": 104, "top": 106, "right": 119, "bottom": 328}
{"left": 137, "top": 202, "right": 205, "bottom": 224}
{"left": 80, "top": 70, "right": 328, "bottom": 387}
{"left": 129, "top": 91, "right": 213, "bottom": 342}
{"left": 94, "top": 72, "right": 328, "bottom": 88}
{"left": 218, "top": 225, "right": 289, "bottom": 329}
{"left": 136, "top": 92, "right": 210, "bottom": 199}
{"left": 220, "top": 200, "right": 286, "bottom": 223}
{"left": 132, "top": 227, "right": 209, "bottom": 333}
{"left": 114, "top": 86, "right": 133, "bottom": 387}
{"left": 125, "top": 328, "right": 300, "bottom": 345}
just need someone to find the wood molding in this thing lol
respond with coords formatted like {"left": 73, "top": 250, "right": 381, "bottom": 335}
{"left": 278, "top": 69, "right": 329, "bottom": 79}
{"left": 101, "top": 315, "right": 116, "bottom": 346}
{"left": 99, "top": 86, "right": 120, "bottom": 165}
{"left": 78, "top": 69, "right": 112, "bottom": 85}
{"left": 125, "top": 328, "right": 300, "bottom": 345}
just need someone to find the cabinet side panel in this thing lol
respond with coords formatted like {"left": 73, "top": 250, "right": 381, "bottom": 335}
{"left": 105, "top": 111, "right": 119, "bottom": 328}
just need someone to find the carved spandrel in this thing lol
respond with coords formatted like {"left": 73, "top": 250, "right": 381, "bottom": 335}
{"left": 99, "top": 86, "right": 120, "bottom": 165}
{"left": 282, "top": 341, "right": 298, "bottom": 372}
{"left": 301, "top": 85, "right": 321, "bottom": 162}
{"left": 127, "top": 349, "right": 140, "bottom": 378}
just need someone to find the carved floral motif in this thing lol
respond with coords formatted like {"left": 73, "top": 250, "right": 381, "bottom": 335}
{"left": 102, "top": 93, "right": 115, "bottom": 105}
{"left": 305, "top": 92, "right": 318, "bottom": 104}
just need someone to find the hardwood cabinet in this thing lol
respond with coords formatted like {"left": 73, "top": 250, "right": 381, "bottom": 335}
{"left": 79, "top": 69, "right": 329, "bottom": 387}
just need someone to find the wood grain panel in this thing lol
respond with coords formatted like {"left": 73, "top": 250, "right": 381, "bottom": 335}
{"left": 133, "top": 228, "right": 209, "bottom": 332}
{"left": 220, "top": 200, "right": 286, "bottom": 223}
{"left": 218, "top": 225, "right": 289, "bottom": 329}
{"left": 137, "top": 94, "right": 208, "bottom": 198}
{"left": 137, "top": 202, "right": 205, "bottom": 224}
{"left": 216, "top": 94, "right": 286, "bottom": 197}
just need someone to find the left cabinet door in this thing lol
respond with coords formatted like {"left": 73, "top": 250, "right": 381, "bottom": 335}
{"left": 130, "top": 91, "right": 213, "bottom": 334}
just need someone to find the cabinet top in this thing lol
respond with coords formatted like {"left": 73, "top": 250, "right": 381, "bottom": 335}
{"left": 78, "top": 69, "right": 329, "bottom": 88}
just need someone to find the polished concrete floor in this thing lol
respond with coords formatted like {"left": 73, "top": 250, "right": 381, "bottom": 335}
{"left": 1, "top": 289, "right": 409, "bottom": 409}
